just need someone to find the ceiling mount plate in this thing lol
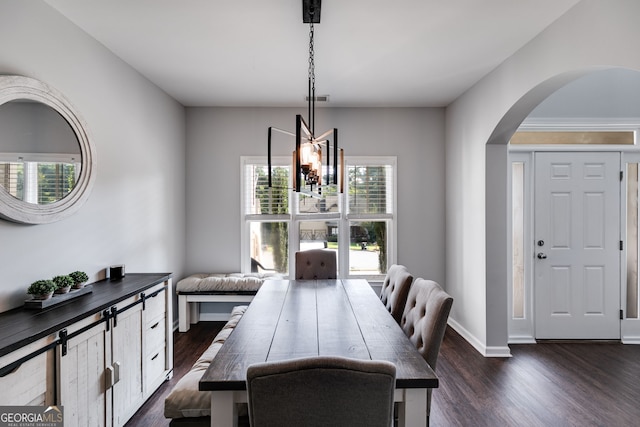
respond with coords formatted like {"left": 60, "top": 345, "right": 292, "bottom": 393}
{"left": 303, "top": 0, "right": 321, "bottom": 23}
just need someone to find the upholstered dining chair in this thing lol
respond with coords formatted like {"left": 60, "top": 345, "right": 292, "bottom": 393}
{"left": 379, "top": 264, "right": 413, "bottom": 325}
{"left": 400, "top": 278, "right": 453, "bottom": 425}
{"left": 246, "top": 356, "right": 396, "bottom": 427}
{"left": 295, "top": 249, "right": 337, "bottom": 279}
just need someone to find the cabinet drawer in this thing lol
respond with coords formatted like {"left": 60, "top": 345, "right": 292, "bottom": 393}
{"left": 145, "top": 317, "right": 166, "bottom": 354}
{"left": 145, "top": 346, "right": 166, "bottom": 387}
{"left": 144, "top": 285, "right": 166, "bottom": 324}
{"left": 0, "top": 350, "right": 52, "bottom": 406}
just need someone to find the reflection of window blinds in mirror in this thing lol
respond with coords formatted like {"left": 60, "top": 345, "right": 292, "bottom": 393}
{"left": 0, "top": 160, "right": 78, "bottom": 204}
{"left": 510, "top": 131, "right": 634, "bottom": 145}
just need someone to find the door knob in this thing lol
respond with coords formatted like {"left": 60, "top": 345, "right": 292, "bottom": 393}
{"left": 537, "top": 253, "right": 547, "bottom": 259}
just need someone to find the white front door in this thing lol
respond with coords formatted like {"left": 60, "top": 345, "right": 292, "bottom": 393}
{"left": 534, "top": 152, "right": 621, "bottom": 339}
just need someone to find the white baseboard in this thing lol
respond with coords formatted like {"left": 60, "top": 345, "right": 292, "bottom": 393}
{"left": 199, "top": 312, "right": 233, "bottom": 322}
{"left": 508, "top": 336, "right": 537, "bottom": 344}
{"left": 484, "top": 345, "right": 513, "bottom": 357}
{"left": 172, "top": 312, "right": 233, "bottom": 331}
{"left": 448, "top": 318, "right": 512, "bottom": 358}
{"left": 622, "top": 320, "right": 640, "bottom": 344}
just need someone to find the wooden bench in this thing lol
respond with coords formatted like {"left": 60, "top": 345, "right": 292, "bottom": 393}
{"left": 176, "top": 273, "right": 278, "bottom": 332}
{"left": 165, "top": 305, "right": 248, "bottom": 427}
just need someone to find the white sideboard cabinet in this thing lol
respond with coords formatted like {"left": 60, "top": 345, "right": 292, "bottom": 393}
{"left": 0, "top": 273, "right": 173, "bottom": 427}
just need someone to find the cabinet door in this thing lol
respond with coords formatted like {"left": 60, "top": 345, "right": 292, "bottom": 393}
{"left": 111, "top": 300, "right": 144, "bottom": 427}
{"left": 0, "top": 335, "right": 56, "bottom": 406}
{"left": 58, "top": 316, "right": 111, "bottom": 427}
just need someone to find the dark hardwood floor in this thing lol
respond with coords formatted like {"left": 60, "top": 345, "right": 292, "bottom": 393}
{"left": 431, "top": 330, "right": 640, "bottom": 426}
{"left": 127, "top": 323, "right": 640, "bottom": 427}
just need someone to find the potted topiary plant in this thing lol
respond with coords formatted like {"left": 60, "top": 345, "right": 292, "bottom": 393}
{"left": 53, "top": 275, "right": 74, "bottom": 294}
{"left": 27, "top": 279, "right": 57, "bottom": 300}
{"left": 69, "top": 271, "right": 89, "bottom": 289}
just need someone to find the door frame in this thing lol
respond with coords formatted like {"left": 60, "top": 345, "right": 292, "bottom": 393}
{"left": 508, "top": 141, "right": 640, "bottom": 344}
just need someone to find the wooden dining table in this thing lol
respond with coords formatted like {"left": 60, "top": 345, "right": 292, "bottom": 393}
{"left": 199, "top": 279, "right": 438, "bottom": 427}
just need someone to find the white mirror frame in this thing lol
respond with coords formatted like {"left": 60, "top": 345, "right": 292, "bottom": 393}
{"left": 0, "top": 75, "right": 96, "bottom": 224}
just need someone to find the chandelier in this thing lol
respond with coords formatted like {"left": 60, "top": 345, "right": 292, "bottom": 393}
{"left": 267, "top": 0, "right": 343, "bottom": 198}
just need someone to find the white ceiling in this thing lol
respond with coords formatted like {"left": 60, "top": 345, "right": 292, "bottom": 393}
{"left": 44, "top": 0, "right": 582, "bottom": 108}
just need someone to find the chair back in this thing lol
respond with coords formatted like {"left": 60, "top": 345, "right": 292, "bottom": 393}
{"left": 247, "top": 356, "right": 396, "bottom": 427}
{"left": 400, "top": 278, "right": 452, "bottom": 419}
{"left": 295, "top": 249, "right": 337, "bottom": 279}
{"left": 400, "top": 278, "right": 453, "bottom": 371}
{"left": 379, "top": 264, "right": 413, "bottom": 325}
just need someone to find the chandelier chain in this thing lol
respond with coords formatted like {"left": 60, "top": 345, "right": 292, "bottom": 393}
{"left": 308, "top": 23, "right": 315, "bottom": 89}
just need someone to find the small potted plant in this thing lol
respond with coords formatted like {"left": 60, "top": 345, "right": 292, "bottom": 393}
{"left": 69, "top": 271, "right": 89, "bottom": 289}
{"left": 53, "top": 275, "right": 74, "bottom": 294}
{"left": 27, "top": 279, "right": 57, "bottom": 300}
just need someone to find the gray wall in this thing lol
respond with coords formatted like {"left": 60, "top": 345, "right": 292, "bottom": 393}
{"left": 0, "top": 1, "right": 186, "bottom": 311}
{"left": 184, "top": 107, "right": 446, "bottom": 284}
{"left": 529, "top": 68, "right": 640, "bottom": 120}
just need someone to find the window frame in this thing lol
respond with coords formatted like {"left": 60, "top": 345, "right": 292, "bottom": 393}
{"left": 241, "top": 155, "right": 397, "bottom": 280}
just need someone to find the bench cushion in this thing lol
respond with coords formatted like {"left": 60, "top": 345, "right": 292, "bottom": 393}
{"left": 176, "top": 273, "right": 279, "bottom": 294}
{"left": 165, "top": 305, "right": 248, "bottom": 419}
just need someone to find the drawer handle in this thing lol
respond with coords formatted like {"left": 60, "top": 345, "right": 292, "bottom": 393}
{"left": 0, "top": 364, "right": 20, "bottom": 377}
{"left": 150, "top": 322, "right": 160, "bottom": 329}
{"left": 151, "top": 353, "right": 159, "bottom": 361}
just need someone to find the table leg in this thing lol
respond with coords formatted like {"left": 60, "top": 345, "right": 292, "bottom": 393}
{"left": 397, "top": 388, "right": 427, "bottom": 427}
{"left": 211, "top": 391, "right": 237, "bottom": 427}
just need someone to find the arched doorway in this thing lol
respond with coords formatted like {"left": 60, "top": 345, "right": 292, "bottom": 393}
{"left": 490, "top": 68, "right": 640, "bottom": 342}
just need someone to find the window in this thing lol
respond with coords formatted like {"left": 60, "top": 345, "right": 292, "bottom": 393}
{"left": 241, "top": 156, "right": 396, "bottom": 279}
{"left": 346, "top": 161, "right": 395, "bottom": 276}
{"left": 511, "top": 161, "right": 525, "bottom": 319}
{"left": 626, "top": 161, "right": 639, "bottom": 319}
{"left": 510, "top": 131, "right": 635, "bottom": 145}
{"left": 243, "top": 159, "right": 291, "bottom": 275}
{"left": 508, "top": 152, "right": 534, "bottom": 341}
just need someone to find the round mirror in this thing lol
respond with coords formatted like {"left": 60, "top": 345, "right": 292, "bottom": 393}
{"left": 0, "top": 76, "right": 95, "bottom": 224}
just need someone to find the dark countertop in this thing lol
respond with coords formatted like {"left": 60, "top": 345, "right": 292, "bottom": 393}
{"left": 0, "top": 273, "right": 172, "bottom": 357}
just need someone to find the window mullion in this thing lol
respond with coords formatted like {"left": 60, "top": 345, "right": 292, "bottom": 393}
{"left": 245, "top": 214, "right": 291, "bottom": 221}
{"left": 346, "top": 213, "right": 394, "bottom": 221}
{"left": 296, "top": 213, "right": 341, "bottom": 221}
